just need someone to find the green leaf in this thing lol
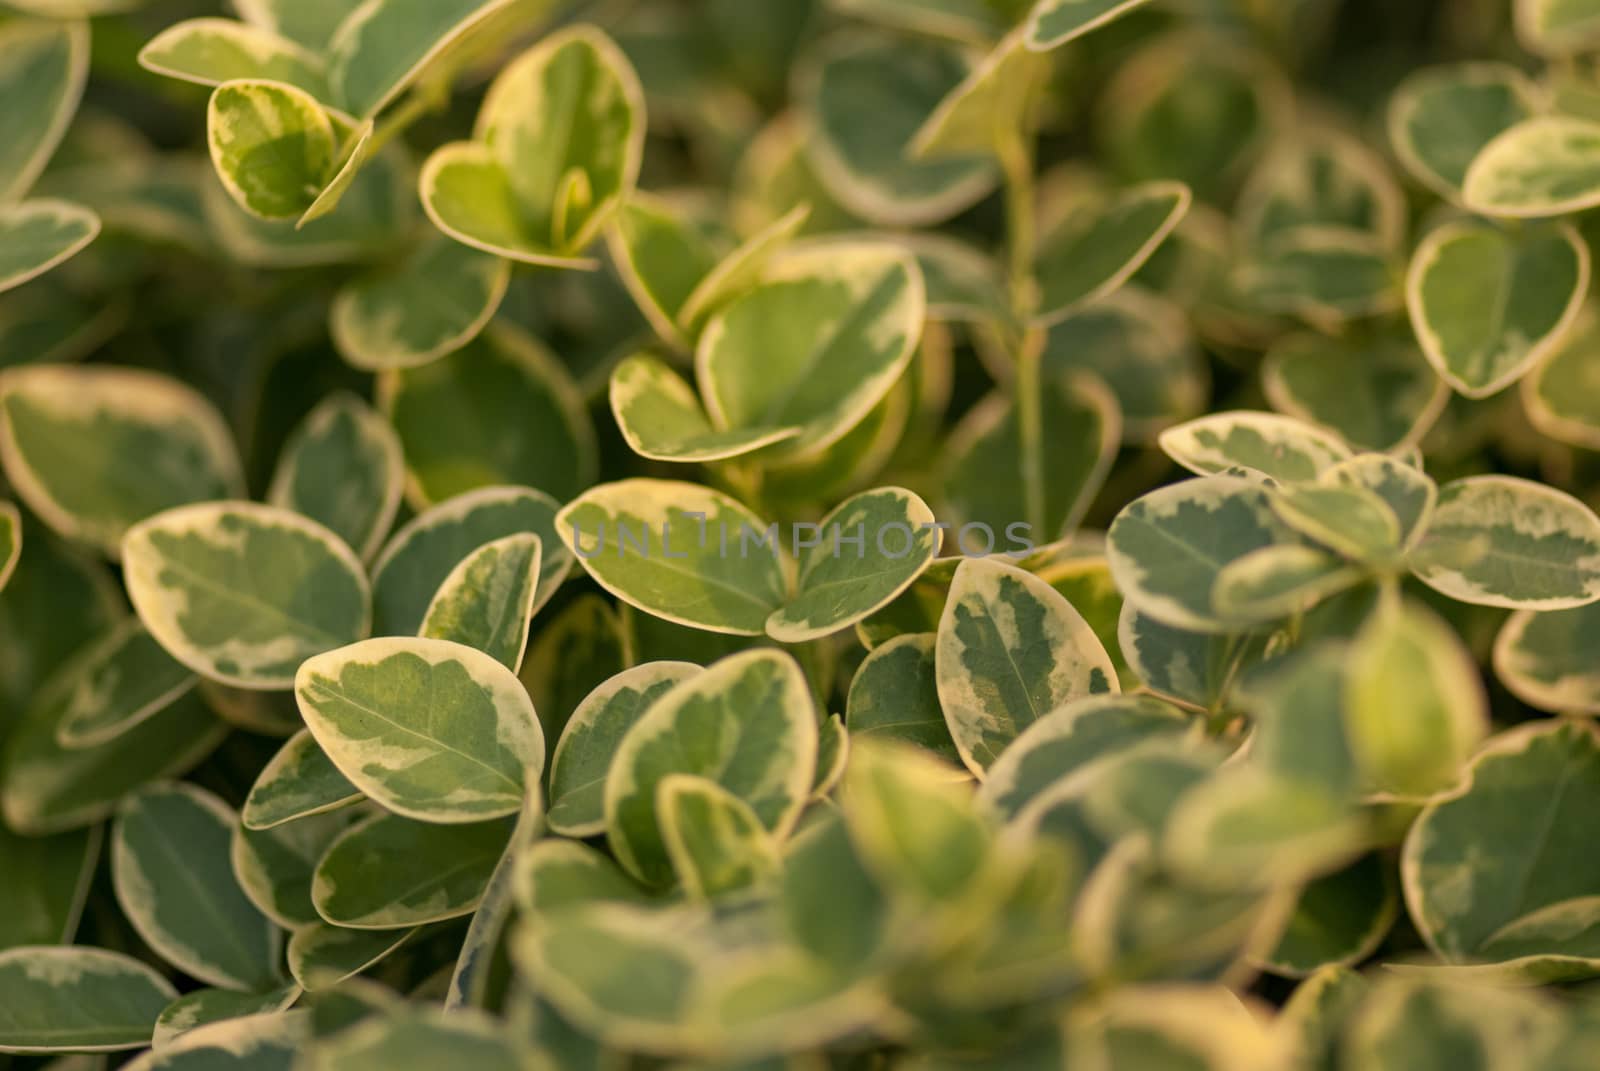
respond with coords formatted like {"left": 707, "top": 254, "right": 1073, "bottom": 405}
{"left": 311, "top": 810, "right": 514, "bottom": 928}
{"left": 1463, "top": 116, "right": 1600, "bottom": 218}
{"left": 326, "top": 0, "right": 517, "bottom": 119}
{"left": 1, "top": 657, "right": 224, "bottom": 836}
{"left": 1158, "top": 410, "right": 1353, "bottom": 483}
{"left": 295, "top": 636, "right": 544, "bottom": 823}
{"left": 1262, "top": 331, "right": 1447, "bottom": 451}
{"left": 1211, "top": 544, "right": 1359, "bottom": 624}
{"left": 1403, "top": 721, "right": 1600, "bottom": 979}
{"left": 285, "top": 923, "right": 415, "bottom": 991}
{"left": 1237, "top": 125, "right": 1405, "bottom": 249}
{"left": 231, "top": 807, "right": 362, "bottom": 929}
{"left": 936, "top": 557, "right": 1119, "bottom": 776}
{"left": 519, "top": 592, "right": 629, "bottom": 747}
{"left": 331, "top": 237, "right": 509, "bottom": 372}
{"left": 419, "top": 533, "right": 541, "bottom": 671}
{"left": 378, "top": 324, "right": 595, "bottom": 506}
{"left": 1344, "top": 978, "right": 1561, "bottom": 1069}
{"left": 1263, "top": 854, "right": 1397, "bottom": 977}
{"left": 242, "top": 730, "right": 361, "bottom": 831}
{"left": 605, "top": 649, "right": 816, "bottom": 887}
{"left": 608, "top": 353, "right": 799, "bottom": 463}
{"left": 1268, "top": 483, "right": 1401, "bottom": 563}
{"left": 372, "top": 485, "right": 569, "bottom": 636}
{"left": 152, "top": 984, "right": 299, "bottom": 1049}
{"left": 0, "top": 364, "right": 243, "bottom": 558}
{"left": 944, "top": 372, "right": 1120, "bottom": 542}
{"left": 300, "top": 1007, "right": 522, "bottom": 1070}
{"left": 1523, "top": 310, "right": 1600, "bottom": 449}
{"left": 767, "top": 487, "right": 939, "bottom": 643}
{"left": 266, "top": 392, "right": 403, "bottom": 563}
{"left": 547, "top": 661, "right": 699, "bottom": 837}
{"left": 445, "top": 795, "right": 541, "bottom": 1011}
{"left": 235, "top": 0, "right": 366, "bottom": 51}
{"left": 0, "top": 946, "right": 176, "bottom": 1053}
{"left": 1325, "top": 453, "right": 1438, "bottom": 550}
{"left": 123, "top": 502, "right": 370, "bottom": 690}
{"left": 1240, "top": 227, "right": 1400, "bottom": 327}
{"left": 1033, "top": 181, "right": 1191, "bottom": 328}
{"left": 557, "top": 479, "right": 789, "bottom": 636}
{"left": 797, "top": 34, "right": 997, "bottom": 226}
{"left": 1026, "top": 0, "right": 1154, "bottom": 49}
{"left": 0, "top": 822, "right": 99, "bottom": 948}
{"left": 658, "top": 774, "right": 779, "bottom": 899}
{"left": 112, "top": 783, "right": 280, "bottom": 990}
{"left": 53, "top": 619, "right": 196, "bottom": 749}
{"left": 846, "top": 633, "right": 961, "bottom": 763}
{"left": 675, "top": 203, "right": 812, "bottom": 338}
{"left": 698, "top": 241, "right": 924, "bottom": 460}
{"left": 1407, "top": 221, "right": 1588, "bottom": 398}
{"left": 125, "top": 1009, "right": 307, "bottom": 1069}
{"left": 1107, "top": 475, "right": 1293, "bottom": 632}
{"left": 419, "top": 144, "right": 596, "bottom": 269}
{"left": 1495, "top": 602, "right": 1600, "bottom": 714}
{"left": 911, "top": 30, "right": 1048, "bottom": 161}
{"left": 138, "top": 19, "right": 329, "bottom": 99}
{"left": 604, "top": 195, "right": 724, "bottom": 349}
{"left": 0, "top": 19, "right": 87, "bottom": 203}
{"left": 828, "top": 0, "right": 1020, "bottom": 41}
{"left": 812, "top": 713, "right": 850, "bottom": 800}
{"left": 1409, "top": 475, "right": 1600, "bottom": 609}
{"left": 0, "top": 199, "right": 99, "bottom": 295}
{"left": 296, "top": 116, "right": 375, "bottom": 228}
{"left": 207, "top": 80, "right": 336, "bottom": 221}
{"left": 1116, "top": 606, "right": 1269, "bottom": 714}
{"left": 1518, "top": 0, "right": 1600, "bottom": 55}
{"left": 1388, "top": 63, "right": 1539, "bottom": 198}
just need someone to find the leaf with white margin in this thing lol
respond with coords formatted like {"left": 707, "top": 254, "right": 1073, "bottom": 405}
{"left": 1, "top": 662, "right": 224, "bottom": 837}
{"left": 892, "top": 232, "right": 1009, "bottom": 327}
{"left": 1324, "top": 453, "right": 1437, "bottom": 551}
{"left": 419, "top": 144, "right": 598, "bottom": 269}
{"left": 378, "top": 324, "right": 596, "bottom": 506}
{"left": 53, "top": 619, "right": 196, "bottom": 749}
{"left": 138, "top": 19, "right": 329, "bottom": 99}
{"left": 760, "top": 376, "right": 914, "bottom": 507}
{"left": 1033, "top": 181, "right": 1191, "bottom": 328}
{"left": 608, "top": 353, "right": 799, "bottom": 463}
{"left": 286, "top": 922, "right": 416, "bottom": 991}
{"left": 375, "top": 491, "right": 565, "bottom": 639}
{"left": 331, "top": 237, "right": 509, "bottom": 372}
{"left": 300, "top": 1006, "right": 523, "bottom": 1071}
{"left": 675, "top": 203, "right": 811, "bottom": 337}
{"left": 296, "top": 636, "right": 543, "bottom": 824}
{"left": 658, "top": 774, "right": 779, "bottom": 900}
{"left": 0, "top": 200, "right": 99, "bottom": 294}
{"left": 296, "top": 115, "right": 374, "bottom": 227}
{"left": 232, "top": 807, "right": 364, "bottom": 929}
{"left": 605, "top": 649, "right": 817, "bottom": 887}
{"left": 123, "top": 502, "right": 370, "bottom": 690}
{"left": 1262, "top": 330, "right": 1447, "bottom": 452}
{"left": 1409, "top": 475, "right": 1600, "bottom": 609}
{"left": 311, "top": 810, "right": 514, "bottom": 928}
{"left": 235, "top": 0, "right": 365, "bottom": 51}
{"left": 1159, "top": 411, "right": 1353, "bottom": 484}
{"left": 978, "top": 694, "right": 1192, "bottom": 818}
{"left": 1236, "top": 126, "right": 1405, "bottom": 249}
{"left": 811, "top": 714, "right": 850, "bottom": 800}
{"left": 1116, "top": 603, "right": 1274, "bottom": 714}
{"left": 1107, "top": 475, "right": 1294, "bottom": 633}
{"left": 1064, "top": 982, "right": 1279, "bottom": 1069}
{"left": 1025, "top": 0, "right": 1152, "bottom": 48}
{"left": 547, "top": 661, "right": 700, "bottom": 837}
{"left": 112, "top": 783, "right": 280, "bottom": 991}
{"left": 1407, "top": 221, "right": 1588, "bottom": 399}
{"left": 152, "top": 984, "right": 300, "bottom": 1049}
{"left": 797, "top": 34, "right": 997, "bottom": 227}
{"left": 1211, "top": 544, "right": 1360, "bottom": 625}
{"left": 327, "top": 0, "right": 517, "bottom": 118}
{"left": 1268, "top": 483, "right": 1401, "bottom": 563}
{"left": 1524, "top": 311, "right": 1600, "bottom": 450}
{"left": 936, "top": 557, "right": 1118, "bottom": 776}
{"left": 1518, "top": 0, "right": 1600, "bottom": 55}
{"left": 0, "top": 946, "right": 176, "bottom": 1053}
{"left": 0, "top": 821, "right": 98, "bottom": 948}
{"left": 123, "top": 1009, "right": 306, "bottom": 1070}
{"left": 1347, "top": 597, "right": 1488, "bottom": 798}
{"left": 767, "top": 487, "right": 939, "bottom": 643}
{"left": 1403, "top": 721, "right": 1600, "bottom": 981}
{"left": 445, "top": 793, "right": 542, "bottom": 1011}
{"left": 827, "top": 0, "right": 1018, "bottom": 41}
{"left": 419, "top": 533, "right": 540, "bottom": 672}
{"left": 846, "top": 632, "right": 961, "bottom": 763}
{"left": 1495, "top": 603, "right": 1600, "bottom": 714}
{"left": 1345, "top": 977, "right": 1563, "bottom": 1067}
{"left": 557, "top": 479, "right": 790, "bottom": 637}
{"left": 1463, "top": 116, "right": 1600, "bottom": 218}
{"left": 242, "top": 730, "right": 361, "bottom": 830}
{"left": 267, "top": 392, "right": 402, "bottom": 563}
{"left": 0, "top": 364, "right": 243, "bottom": 558}
{"left": 698, "top": 241, "right": 924, "bottom": 460}
{"left": 1261, "top": 854, "right": 1397, "bottom": 978}
{"left": 519, "top": 592, "right": 629, "bottom": 745}
{"left": 0, "top": 19, "right": 87, "bottom": 204}
{"left": 207, "top": 80, "right": 335, "bottom": 221}
{"left": 1388, "top": 63, "right": 1540, "bottom": 198}
{"left": 911, "top": 29, "right": 1048, "bottom": 161}
{"left": 605, "top": 195, "right": 723, "bottom": 349}
{"left": 512, "top": 838, "right": 655, "bottom": 917}
{"left": 1241, "top": 227, "right": 1401, "bottom": 327}
{"left": 943, "top": 372, "right": 1120, "bottom": 542}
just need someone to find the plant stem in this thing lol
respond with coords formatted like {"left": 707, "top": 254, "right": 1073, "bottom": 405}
{"left": 364, "top": 85, "right": 449, "bottom": 157}
{"left": 997, "top": 121, "right": 1048, "bottom": 539}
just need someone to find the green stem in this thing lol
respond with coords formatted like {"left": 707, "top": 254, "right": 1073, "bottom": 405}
{"left": 997, "top": 123, "right": 1048, "bottom": 538}
{"left": 364, "top": 85, "right": 448, "bottom": 157}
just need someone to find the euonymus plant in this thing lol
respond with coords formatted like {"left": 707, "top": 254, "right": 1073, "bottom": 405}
{"left": 11, "top": 0, "right": 1600, "bottom": 1067}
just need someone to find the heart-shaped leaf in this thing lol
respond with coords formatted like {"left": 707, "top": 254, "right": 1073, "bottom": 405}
{"left": 0, "top": 199, "right": 99, "bottom": 294}
{"left": 608, "top": 353, "right": 799, "bottom": 463}
{"left": 242, "top": 729, "right": 361, "bottom": 831}
{"left": 0, "top": 946, "right": 176, "bottom": 1053}
{"left": 1407, "top": 221, "right": 1588, "bottom": 398}
{"left": 1388, "top": 63, "right": 1539, "bottom": 198}
{"left": 0, "top": 19, "right": 87, "bottom": 204}
{"left": 123, "top": 502, "right": 370, "bottom": 689}
{"left": 139, "top": 18, "right": 329, "bottom": 98}
{"left": 419, "top": 533, "right": 541, "bottom": 671}
{"left": 267, "top": 392, "right": 403, "bottom": 563}
{"left": 296, "top": 636, "right": 544, "bottom": 823}
{"left": 207, "top": 79, "right": 336, "bottom": 220}
{"left": 1463, "top": 116, "right": 1600, "bottom": 218}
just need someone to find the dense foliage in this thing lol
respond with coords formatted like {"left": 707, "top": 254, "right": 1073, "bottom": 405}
{"left": 8, "top": 0, "right": 1600, "bottom": 1067}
